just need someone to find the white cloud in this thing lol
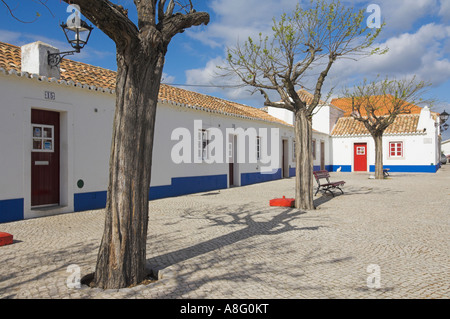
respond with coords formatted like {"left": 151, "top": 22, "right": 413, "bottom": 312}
{"left": 187, "top": 0, "right": 299, "bottom": 48}
{"left": 328, "top": 23, "right": 450, "bottom": 88}
{"left": 162, "top": 73, "right": 175, "bottom": 84}
{"left": 374, "top": 0, "right": 439, "bottom": 31}
{"left": 185, "top": 56, "right": 224, "bottom": 86}
{"left": 0, "top": 30, "right": 23, "bottom": 44}
{"left": 0, "top": 29, "right": 72, "bottom": 51}
{"left": 185, "top": 56, "right": 276, "bottom": 104}
{"left": 439, "top": 0, "right": 450, "bottom": 21}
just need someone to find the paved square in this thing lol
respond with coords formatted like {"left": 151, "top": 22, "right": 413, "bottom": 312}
{"left": 0, "top": 167, "right": 449, "bottom": 299}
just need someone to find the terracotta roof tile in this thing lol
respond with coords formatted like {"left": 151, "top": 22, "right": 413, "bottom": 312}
{"left": 60, "top": 59, "right": 116, "bottom": 90}
{"left": 296, "top": 89, "right": 326, "bottom": 106}
{"left": 331, "top": 114, "right": 422, "bottom": 136}
{"left": 331, "top": 95, "right": 423, "bottom": 117}
{"left": 0, "top": 41, "right": 290, "bottom": 126}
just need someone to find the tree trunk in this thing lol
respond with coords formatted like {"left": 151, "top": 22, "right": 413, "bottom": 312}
{"left": 373, "top": 133, "right": 384, "bottom": 180}
{"left": 93, "top": 44, "right": 165, "bottom": 289}
{"left": 294, "top": 109, "right": 315, "bottom": 210}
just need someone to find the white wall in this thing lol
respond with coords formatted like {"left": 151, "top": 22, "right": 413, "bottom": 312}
{"left": 312, "top": 104, "right": 345, "bottom": 135}
{"left": 266, "top": 107, "right": 294, "bottom": 126}
{"left": 152, "top": 102, "right": 296, "bottom": 187}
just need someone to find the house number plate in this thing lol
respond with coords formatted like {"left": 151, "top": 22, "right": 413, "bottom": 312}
{"left": 45, "top": 91, "right": 56, "bottom": 100}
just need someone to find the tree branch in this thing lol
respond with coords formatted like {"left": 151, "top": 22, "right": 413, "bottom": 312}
{"left": 159, "top": 10, "right": 209, "bottom": 44}
{"left": 309, "top": 54, "right": 336, "bottom": 112}
{"left": 1, "top": 0, "right": 40, "bottom": 23}
{"left": 259, "top": 89, "right": 295, "bottom": 112}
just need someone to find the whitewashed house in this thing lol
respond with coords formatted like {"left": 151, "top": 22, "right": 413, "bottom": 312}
{"left": 329, "top": 97, "right": 441, "bottom": 173}
{"left": 264, "top": 91, "right": 442, "bottom": 174}
{"left": 0, "top": 41, "right": 298, "bottom": 223}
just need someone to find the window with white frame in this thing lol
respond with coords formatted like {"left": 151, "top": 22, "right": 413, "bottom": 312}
{"left": 228, "top": 140, "right": 233, "bottom": 159}
{"left": 256, "top": 136, "right": 262, "bottom": 160}
{"left": 197, "top": 129, "right": 209, "bottom": 161}
{"left": 32, "top": 124, "right": 54, "bottom": 152}
{"left": 389, "top": 142, "right": 403, "bottom": 158}
{"left": 356, "top": 146, "right": 366, "bottom": 156}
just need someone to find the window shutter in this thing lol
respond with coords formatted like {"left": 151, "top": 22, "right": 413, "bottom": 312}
{"left": 202, "top": 130, "right": 209, "bottom": 161}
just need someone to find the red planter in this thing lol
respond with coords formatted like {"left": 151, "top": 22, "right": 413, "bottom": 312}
{"left": 0, "top": 232, "right": 13, "bottom": 246}
{"left": 270, "top": 196, "right": 295, "bottom": 208}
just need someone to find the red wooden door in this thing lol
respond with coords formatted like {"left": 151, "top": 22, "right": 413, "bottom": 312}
{"left": 354, "top": 143, "right": 367, "bottom": 172}
{"left": 31, "top": 109, "right": 60, "bottom": 207}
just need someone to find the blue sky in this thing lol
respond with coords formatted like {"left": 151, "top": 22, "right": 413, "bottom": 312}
{"left": 1, "top": 0, "right": 450, "bottom": 140}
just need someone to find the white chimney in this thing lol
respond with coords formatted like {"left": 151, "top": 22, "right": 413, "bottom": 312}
{"left": 21, "top": 41, "right": 60, "bottom": 79}
{"left": 417, "top": 106, "right": 433, "bottom": 133}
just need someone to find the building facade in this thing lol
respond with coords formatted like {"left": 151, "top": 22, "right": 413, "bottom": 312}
{"left": 330, "top": 109, "right": 441, "bottom": 173}
{"left": 0, "top": 41, "right": 298, "bottom": 223}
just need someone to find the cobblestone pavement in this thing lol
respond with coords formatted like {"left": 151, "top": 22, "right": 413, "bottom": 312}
{"left": 1, "top": 166, "right": 449, "bottom": 299}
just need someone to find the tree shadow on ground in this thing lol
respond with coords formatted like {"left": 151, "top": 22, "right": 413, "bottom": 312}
{"left": 146, "top": 206, "right": 312, "bottom": 268}
{"left": 0, "top": 241, "right": 99, "bottom": 298}
{"left": 340, "top": 185, "right": 404, "bottom": 196}
{"left": 142, "top": 204, "right": 352, "bottom": 298}
{"left": 313, "top": 193, "right": 335, "bottom": 208}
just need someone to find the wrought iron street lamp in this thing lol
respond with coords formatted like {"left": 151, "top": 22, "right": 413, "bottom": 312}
{"left": 443, "top": 123, "right": 449, "bottom": 132}
{"left": 440, "top": 110, "right": 449, "bottom": 132}
{"left": 48, "top": 19, "right": 93, "bottom": 67}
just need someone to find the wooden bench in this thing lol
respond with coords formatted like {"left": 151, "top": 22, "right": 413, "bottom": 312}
{"left": 313, "top": 170, "right": 345, "bottom": 197}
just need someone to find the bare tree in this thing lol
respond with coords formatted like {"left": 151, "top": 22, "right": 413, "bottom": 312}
{"left": 222, "top": 0, "right": 386, "bottom": 210}
{"left": 341, "top": 76, "right": 432, "bottom": 179}
{"left": 50, "top": 0, "right": 209, "bottom": 289}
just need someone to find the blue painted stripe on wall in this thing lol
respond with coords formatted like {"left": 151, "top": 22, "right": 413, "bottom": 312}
{"left": 149, "top": 174, "right": 228, "bottom": 200}
{"left": 289, "top": 167, "right": 296, "bottom": 177}
{"left": 0, "top": 198, "right": 24, "bottom": 223}
{"left": 325, "top": 165, "right": 334, "bottom": 172}
{"left": 74, "top": 191, "right": 107, "bottom": 212}
{"left": 331, "top": 165, "right": 352, "bottom": 172}
{"left": 74, "top": 174, "right": 229, "bottom": 212}
{"left": 369, "top": 165, "right": 438, "bottom": 173}
{"left": 241, "top": 169, "right": 282, "bottom": 186}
